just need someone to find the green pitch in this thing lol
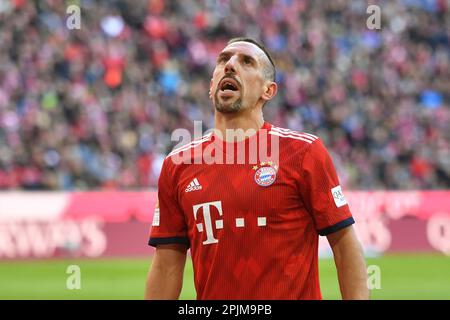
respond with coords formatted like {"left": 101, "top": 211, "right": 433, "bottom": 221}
{"left": 0, "top": 254, "right": 449, "bottom": 299}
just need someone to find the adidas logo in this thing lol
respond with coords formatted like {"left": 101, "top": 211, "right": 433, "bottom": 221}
{"left": 185, "top": 178, "right": 202, "bottom": 192}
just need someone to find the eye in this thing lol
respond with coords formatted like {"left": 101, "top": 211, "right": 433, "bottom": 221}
{"left": 217, "top": 55, "right": 228, "bottom": 64}
{"left": 243, "top": 57, "right": 252, "bottom": 65}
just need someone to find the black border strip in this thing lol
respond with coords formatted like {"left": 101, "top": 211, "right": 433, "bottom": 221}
{"left": 318, "top": 217, "right": 355, "bottom": 236}
{"left": 148, "top": 236, "right": 190, "bottom": 248}
{"left": 3, "top": 300, "right": 449, "bottom": 317}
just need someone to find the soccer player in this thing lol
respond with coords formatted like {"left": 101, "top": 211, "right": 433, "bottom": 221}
{"left": 145, "top": 37, "right": 369, "bottom": 300}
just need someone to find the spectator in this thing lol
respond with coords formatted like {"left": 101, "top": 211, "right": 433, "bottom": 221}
{"left": 0, "top": 0, "right": 448, "bottom": 190}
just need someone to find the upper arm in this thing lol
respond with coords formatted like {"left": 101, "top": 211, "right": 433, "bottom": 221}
{"left": 326, "top": 225, "right": 361, "bottom": 254}
{"left": 149, "top": 159, "right": 190, "bottom": 247}
{"left": 151, "top": 244, "right": 188, "bottom": 272}
{"left": 297, "top": 139, "right": 354, "bottom": 236}
{"left": 146, "top": 244, "right": 188, "bottom": 299}
{"left": 326, "top": 225, "right": 369, "bottom": 300}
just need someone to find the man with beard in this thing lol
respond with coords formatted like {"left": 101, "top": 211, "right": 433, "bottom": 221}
{"left": 145, "top": 38, "right": 369, "bottom": 300}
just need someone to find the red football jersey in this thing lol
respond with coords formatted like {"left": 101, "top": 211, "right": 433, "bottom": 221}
{"left": 149, "top": 122, "right": 354, "bottom": 299}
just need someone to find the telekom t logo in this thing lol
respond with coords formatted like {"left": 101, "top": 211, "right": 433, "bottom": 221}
{"left": 193, "top": 201, "right": 223, "bottom": 245}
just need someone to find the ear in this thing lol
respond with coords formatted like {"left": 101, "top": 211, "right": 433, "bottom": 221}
{"left": 261, "top": 81, "right": 278, "bottom": 102}
{"left": 209, "top": 79, "right": 213, "bottom": 100}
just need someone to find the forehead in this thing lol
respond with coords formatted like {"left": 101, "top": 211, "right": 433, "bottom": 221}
{"left": 220, "top": 41, "right": 265, "bottom": 60}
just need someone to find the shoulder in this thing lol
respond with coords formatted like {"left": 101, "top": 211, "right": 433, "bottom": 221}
{"left": 164, "top": 132, "right": 213, "bottom": 165}
{"left": 268, "top": 124, "right": 320, "bottom": 146}
{"left": 267, "top": 124, "right": 328, "bottom": 166}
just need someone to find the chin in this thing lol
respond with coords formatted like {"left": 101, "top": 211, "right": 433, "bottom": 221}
{"left": 215, "top": 105, "right": 240, "bottom": 114}
{"left": 215, "top": 101, "right": 242, "bottom": 114}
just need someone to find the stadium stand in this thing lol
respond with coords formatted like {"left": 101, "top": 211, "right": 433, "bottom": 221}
{"left": 0, "top": 0, "right": 448, "bottom": 190}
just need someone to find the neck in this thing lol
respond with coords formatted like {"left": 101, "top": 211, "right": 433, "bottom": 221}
{"left": 214, "top": 107, "right": 265, "bottom": 142}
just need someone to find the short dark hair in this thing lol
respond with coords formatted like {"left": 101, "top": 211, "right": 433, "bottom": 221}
{"left": 227, "top": 37, "right": 276, "bottom": 82}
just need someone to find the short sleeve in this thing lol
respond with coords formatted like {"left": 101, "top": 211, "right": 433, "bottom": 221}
{"left": 298, "top": 139, "right": 354, "bottom": 236}
{"left": 148, "top": 158, "right": 190, "bottom": 247}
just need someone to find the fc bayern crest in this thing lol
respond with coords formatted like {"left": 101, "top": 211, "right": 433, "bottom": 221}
{"left": 254, "top": 166, "right": 277, "bottom": 187}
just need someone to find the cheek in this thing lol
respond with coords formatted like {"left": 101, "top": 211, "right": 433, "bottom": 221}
{"left": 245, "top": 77, "right": 264, "bottom": 96}
{"left": 211, "top": 71, "right": 221, "bottom": 90}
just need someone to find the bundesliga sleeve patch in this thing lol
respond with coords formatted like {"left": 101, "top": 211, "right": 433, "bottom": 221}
{"left": 152, "top": 203, "right": 160, "bottom": 226}
{"left": 331, "top": 185, "right": 348, "bottom": 208}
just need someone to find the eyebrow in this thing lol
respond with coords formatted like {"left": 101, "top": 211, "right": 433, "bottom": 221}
{"left": 217, "top": 51, "right": 258, "bottom": 65}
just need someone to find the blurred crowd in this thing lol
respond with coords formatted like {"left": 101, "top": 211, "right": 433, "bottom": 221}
{"left": 0, "top": 0, "right": 449, "bottom": 190}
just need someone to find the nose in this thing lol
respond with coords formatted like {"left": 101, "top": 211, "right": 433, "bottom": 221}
{"left": 224, "top": 55, "right": 237, "bottom": 74}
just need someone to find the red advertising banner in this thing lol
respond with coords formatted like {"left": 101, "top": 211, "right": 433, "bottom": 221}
{"left": 0, "top": 191, "right": 449, "bottom": 259}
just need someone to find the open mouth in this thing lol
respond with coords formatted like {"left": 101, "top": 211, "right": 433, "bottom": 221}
{"left": 219, "top": 78, "right": 240, "bottom": 92}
